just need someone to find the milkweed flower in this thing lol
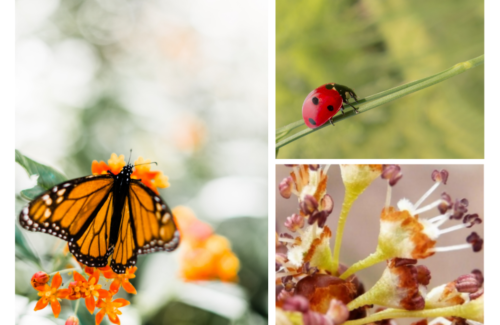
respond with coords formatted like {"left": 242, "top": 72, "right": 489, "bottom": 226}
{"left": 95, "top": 295, "right": 130, "bottom": 325}
{"left": 102, "top": 266, "right": 138, "bottom": 294}
{"left": 67, "top": 270, "right": 109, "bottom": 314}
{"left": 174, "top": 206, "right": 240, "bottom": 282}
{"left": 33, "top": 272, "right": 70, "bottom": 318}
{"left": 91, "top": 153, "right": 170, "bottom": 194}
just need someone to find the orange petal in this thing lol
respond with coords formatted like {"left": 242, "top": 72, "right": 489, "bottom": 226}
{"left": 57, "top": 288, "right": 70, "bottom": 299}
{"left": 95, "top": 309, "right": 106, "bottom": 325}
{"left": 108, "top": 313, "right": 121, "bottom": 325}
{"left": 89, "top": 269, "right": 100, "bottom": 284}
{"left": 34, "top": 298, "right": 49, "bottom": 311}
{"left": 50, "top": 300, "right": 62, "bottom": 318}
{"left": 113, "top": 298, "right": 130, "bottom": 307}
{"left": 85, "top": 296, "right": 96, "bottom": 314}
{"left": 51, "top": 272, "right": 63, "bottom": 289}
{"left": 110, "top": 279, "right": 121, "bottom": 294}
{"left": 121, "top": 281, "right": 137, "bottom": 294}
{"left": 91, "top": 161, "right": 110, "bottom": 175}
{"left": 97, "top": 289, "right": 110, "bottom": 299}
{"left": 73, "top": 271, "right": 87, "bottom": 283}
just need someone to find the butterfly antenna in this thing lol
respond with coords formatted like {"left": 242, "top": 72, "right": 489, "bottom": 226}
{"left": 134, "top": 162, "right": 158, "bottom": 167}
{"left": 128, "top": 149, "right": 133, "bottom": 165}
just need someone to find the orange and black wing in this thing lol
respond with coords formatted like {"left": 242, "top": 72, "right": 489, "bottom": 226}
{"left": 19, "top": 175, "right": 116, "bottom": 267}
{"left": 110, "top": 180, "right": 180, "bottom": 273}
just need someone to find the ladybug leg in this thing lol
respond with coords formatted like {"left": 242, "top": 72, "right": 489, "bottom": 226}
{"left": 344, "top": 100, "right": 360, "bottom": 114}
{"left": 329, "top": 118, "right": 335, "bottom": 126}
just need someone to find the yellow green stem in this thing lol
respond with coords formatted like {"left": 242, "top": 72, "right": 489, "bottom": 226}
{"left": 344, "top": 300, "right": 483, "bottom": 325}
{"left": 331, "top": 191, "right": 358, "bottom": 274}
{"left": 340, "top": 248, "right": 386, "bottom": 280}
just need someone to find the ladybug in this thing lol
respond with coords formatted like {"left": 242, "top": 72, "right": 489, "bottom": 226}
{"left": 302, "top": 83, "right": 359, "bottom": 129}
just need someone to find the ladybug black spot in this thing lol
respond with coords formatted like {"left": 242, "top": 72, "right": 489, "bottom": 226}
{"left": 325, "top": 84, "right": 334, "bottom": 90}
{"left": 327, "top": 105, "right": 334, "bottom": 111}
{"left": 308, "top": 118, "right": 317, "bottom": 126}
{"left": 312, "top": 97, "right": 319, "bottom": 105}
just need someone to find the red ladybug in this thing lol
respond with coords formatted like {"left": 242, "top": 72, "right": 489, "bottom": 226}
{"left": 302, "top": 83, "right": 359, "bottom": 129}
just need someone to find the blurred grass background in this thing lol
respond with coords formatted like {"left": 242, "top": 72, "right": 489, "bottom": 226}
{"left": 16, "top": 0, "right": 267, "bottom": 324}
{"left": 276, "top": 0, "right": 484, "bottom": 158}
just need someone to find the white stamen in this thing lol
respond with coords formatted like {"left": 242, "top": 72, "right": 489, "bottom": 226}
{"left": 434, "top": 243, "right": 471, "bottom": 252}
{"left": 414, "top": 182, "right": 441, "bottom": 209}
{"left": 429, "top": 214, "right": 448, "bottom": 224}
{"left": 438, "top": 223, "right": 468, "bottom": 235}
{"left": 279, "top": 237, "right": 295, "bottom": 244}
{"left": 430, "top": 214, "right": 450, "bottom": 228}
{"left": 385, "top": 183, "right": 392, "bottom": 208}
{"left": 293, "top": 166, "right": 302, "bottom": 189}
{"left": 414, "top": 199, "right": 442, "bottom": 215}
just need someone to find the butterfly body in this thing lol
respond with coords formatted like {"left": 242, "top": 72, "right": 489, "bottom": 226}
{"left": 19, "top": 163, "right": 180, "bottom": 274}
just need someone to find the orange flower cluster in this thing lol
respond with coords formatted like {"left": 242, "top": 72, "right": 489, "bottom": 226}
{"left": 174, "top": 206, "right": 240, "bottom": 282}
{"left": 30, "top": 266, "right": 135, "bottom": 325}
{"left": 91, "top": 153, "right": 170, "bottom": 194}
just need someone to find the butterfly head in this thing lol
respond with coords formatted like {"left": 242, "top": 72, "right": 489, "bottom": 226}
{"left": 120, "top": 164, "right": 134, "bottom": 176}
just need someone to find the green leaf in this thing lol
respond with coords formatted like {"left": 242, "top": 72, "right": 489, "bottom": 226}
{"left": 15, "top": 149, "right": 67, "bottom": 190}
{"left": 20, "top": 185, "right": 46, "bottom": 201}
{"left": 15, "top": 196, "right": 43, "bottom": 268}
{"left": 15, "top": 224, "right": 43, "bottom": 268}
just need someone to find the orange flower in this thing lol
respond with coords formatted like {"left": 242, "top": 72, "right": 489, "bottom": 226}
{"left": 34, "top": 272, "right": 70, "bottom": 318}
{"left": 102, "top": 266, "right": 138, "bottom": 294}
{"left": 95, "top": 296, "right": 130, "bottom": 325}
{"left": 91, "top": 154, "right": 169, "bottom": 194}
{"left": 174, "top": 206, "right": 239, "bottom": 282}
{"left": 130, "top": 157, "right": 170, "bottom": 194}
{"left": 67, "top": 270, "right": 109, "bottom": 314}
{"left": 92, "top": 153, "right": 126, "bottom": 175}
{"left": 31, "top": 271, "right": 50, "bottom": 291}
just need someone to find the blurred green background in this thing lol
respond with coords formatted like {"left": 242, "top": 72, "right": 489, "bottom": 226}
{"left": 16, "top": 0, "right": 267, "bottom": 324}
{"left": 276, "top": 0, "right": 484, "bottom": 159}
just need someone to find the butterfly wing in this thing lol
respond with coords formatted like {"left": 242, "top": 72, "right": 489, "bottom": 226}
{"left": 19, "top": 175, "right": 116, "bottom": 267}
{"left": 110, "top": 179, "right": 180, "bottom": 273}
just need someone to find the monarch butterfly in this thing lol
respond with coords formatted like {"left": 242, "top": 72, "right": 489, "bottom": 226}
{"left": 19, "top": 162, "right": 180, "bottom": 274}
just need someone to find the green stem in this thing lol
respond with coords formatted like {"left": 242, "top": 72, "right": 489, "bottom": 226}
{"left": 340, "top": 248, "right": 386, "bottom": 280}
{"left": 331, "top": 191, "right": 357, "bottom": 274}
{"left": 276, "top": 55, "right": 484, "bottom": 151}
{"left": 74, "top": 299, "right": 80, "bottom": 315}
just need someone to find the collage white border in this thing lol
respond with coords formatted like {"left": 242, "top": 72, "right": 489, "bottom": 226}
{"left": 1, "top": 0, "right": 499, "bottom": 323}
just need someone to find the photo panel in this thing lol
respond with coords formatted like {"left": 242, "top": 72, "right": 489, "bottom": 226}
{"left": 275, "top": 164, "right": 484, "bottom": 325}
{"left": 276, "top": 1, "right": 484, "bottom": 159}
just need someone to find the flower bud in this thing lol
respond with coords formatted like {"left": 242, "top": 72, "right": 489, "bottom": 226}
{"left": 31, "top": 271, "right": 50, "bottom": 290}
{"left": 279, "top": 176, "right": 295, "bottom": 199}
